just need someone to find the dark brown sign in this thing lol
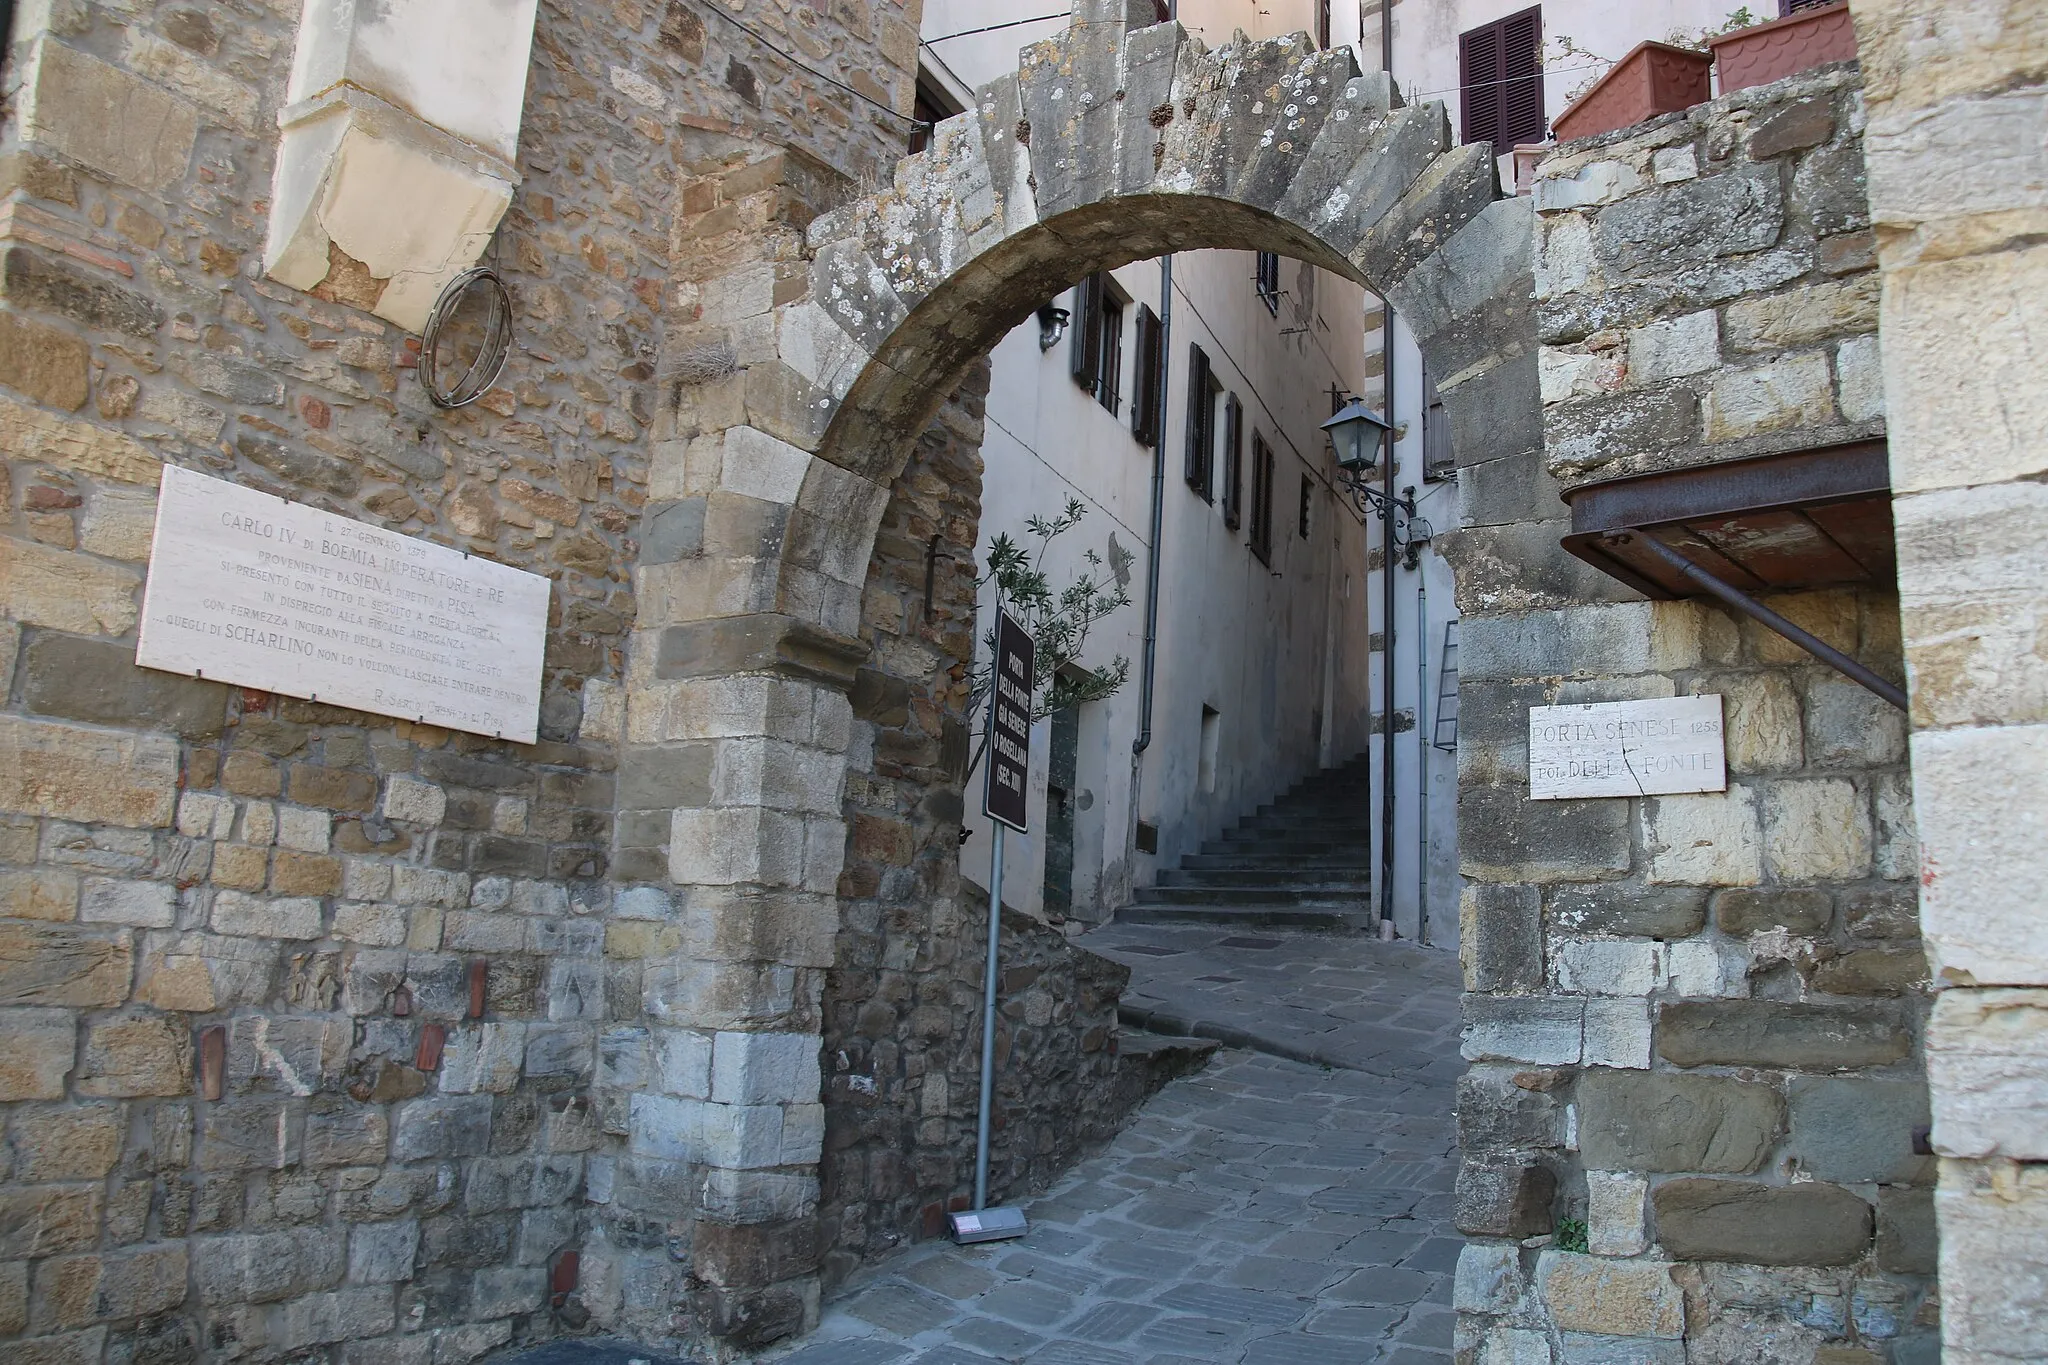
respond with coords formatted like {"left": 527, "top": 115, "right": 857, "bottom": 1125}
{"left": 984, "top": 609, "right": 1034, "bottom": 832}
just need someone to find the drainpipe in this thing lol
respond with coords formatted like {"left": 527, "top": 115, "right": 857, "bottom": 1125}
{"left": 1375, "top": 0, "right": 1399, "bottom": 939}
{"left": 1416, "top": 554, "right": 1429, "bottom": 945}
{"left": 1133, "top": 5, "right": 1176, "bottom": 766}
{"left": 1134, "top": 253, "right": 1170, "bottom": 761}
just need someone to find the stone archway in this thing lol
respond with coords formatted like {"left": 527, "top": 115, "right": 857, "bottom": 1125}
{"left": 600, "top": 0, "right": 1541, "bottom": 1347}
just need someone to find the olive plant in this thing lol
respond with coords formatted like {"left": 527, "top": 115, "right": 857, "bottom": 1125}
{"left": 971, "top": 497, "right": 1133, "bottom": 725}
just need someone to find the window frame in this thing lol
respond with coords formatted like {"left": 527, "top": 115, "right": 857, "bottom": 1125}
{"left": 1422, "top": 364, "right": 1455, "bottom": 483}
{"left": 1255, "top": 251, "right": 1282, "bottom": 316}
{"left": 1069, "top": 272, "right": 1127, "bottom": 417}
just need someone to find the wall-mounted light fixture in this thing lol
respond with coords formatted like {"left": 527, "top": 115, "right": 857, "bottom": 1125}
{"left": 1322, "top": 397, "right": 1393, "bottom": 475}
{"left": 1322, "top": 396, "right": 1418, "bottom": 526}
{"left": 1036, "top": 303, "right": 1070, "bottom": 352}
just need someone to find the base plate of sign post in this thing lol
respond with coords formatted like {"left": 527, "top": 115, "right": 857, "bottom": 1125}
{"left": 948, "top": 1205, "right": 1029, "bottom": 1244}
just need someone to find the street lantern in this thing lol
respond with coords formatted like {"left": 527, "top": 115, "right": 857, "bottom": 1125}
{"left": 1322, "top": 398, "right": 1394, "bottom": 474}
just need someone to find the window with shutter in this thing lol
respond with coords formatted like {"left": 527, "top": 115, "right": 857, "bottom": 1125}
{"left": 1131, "top": 305, "right": 1163, "bottom": 447}
{"left": 1098, "top": 292, "right": 1124, "bottom": 416}
{"left": 1069, "top": 273, "right": 1126, "bottom": 416}
{"left": 1299, "top": 473, "right": 1313, "bottom": 539}
{"left": 1255, "top": 251, "right": 1282, "bottom": 315}
{"left": 1316, "top": 0, "right": 1332, "bottom": 50}
{"left": 1222, "top": 393, "right": 1243, "bottom": 530}
{"left": 1070, "top": 274, "right": 1103, "bottom": 394}
{"left": 1422, "top": 364, "right": 1454, "bottom": 482}
{"left": 1184, "top": 345, "right": 1216, "bottom": 500}
{"left": 1459, "top": 6, "right": 1545, "bottom": 156}
{"left": 1249, "top": 432, "right": 1274, "bottom": 564}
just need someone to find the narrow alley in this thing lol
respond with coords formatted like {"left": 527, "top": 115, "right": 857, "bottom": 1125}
{"left": 763, "top": 928, "right": 1464, "bottom": 1365}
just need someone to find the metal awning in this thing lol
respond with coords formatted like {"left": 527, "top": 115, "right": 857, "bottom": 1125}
{"left": 1560, "top": 440, "right": 1906, "bottom": 710}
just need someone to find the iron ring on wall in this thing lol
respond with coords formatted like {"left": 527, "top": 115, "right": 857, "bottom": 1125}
{"left": 418, "top": 266, "right": 514, "bottom": 410}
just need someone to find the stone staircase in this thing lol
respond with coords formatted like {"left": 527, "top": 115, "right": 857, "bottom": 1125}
{"left": 1120, "top": 756, "right": 1378, "bottom": 932}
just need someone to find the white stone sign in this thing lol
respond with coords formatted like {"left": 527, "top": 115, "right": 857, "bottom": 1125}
{"left": 1529, "top": 695, "right": 1727, "bottom": 800}
{"left": 137, "top": 465, "right": 551, "bottom": 742}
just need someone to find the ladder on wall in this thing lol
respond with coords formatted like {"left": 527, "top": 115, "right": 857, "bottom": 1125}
{"left": 1432, "top": 619, "right": 1459, "bottom": 752}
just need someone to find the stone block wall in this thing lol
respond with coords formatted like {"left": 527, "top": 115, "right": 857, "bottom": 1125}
{"left": 819, "top": 363, "right": 1136, "bottom": 1288}
{"left": 0, "top": 0, "right": 924, "bottom": 1360}
{"left": 1448, "top": 65, "right": 1939, "bottom": 1364}
{"left": 1848, "top": 1, "right": 2048, "bottom": 1357}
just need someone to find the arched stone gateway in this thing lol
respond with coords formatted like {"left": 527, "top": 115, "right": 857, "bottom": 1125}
{"left": 604, "top": 0, "right": 1541, "bottom": 1347}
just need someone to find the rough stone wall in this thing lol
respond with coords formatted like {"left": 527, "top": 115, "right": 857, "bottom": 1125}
{"left": 1448, "top": 66, "right": 1938, "bottom": 1364}
{"left": 819, "top": 363, "right": 1133, "bottom": 1288}
{"left": 0, "top": 0, "right": 923, "bottom": 1361}
{"left": 1846, "top": 2, "right": 2048, "bottom": 1358}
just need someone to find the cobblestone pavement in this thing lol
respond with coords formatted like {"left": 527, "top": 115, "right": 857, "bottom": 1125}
{"left": 760, "top": 926, "right": 1466, "bottom": 1365}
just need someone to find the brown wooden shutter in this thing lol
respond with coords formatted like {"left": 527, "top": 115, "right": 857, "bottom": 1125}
{"left": 1222, "top": 393, "right": 1243, "bottom": 530}
{"left": 1071, "top": 274, "right": 1103, "bottom": 394}
{"left": 1250, "top": 432, "right": 1274, "bottom": 564}
{"left": 1131, "top": 305, "right": 1162, "bottom": 446}
{"left": 1316, "top": 0, "right": 1331, "bottom": 50}
{"left": 1459, "top": 23, "right": 1503, "bottom": 151}
{"left": 1184, "top": 345, "right": 1212, "bottom": 498}
{"left": 1499, "top": 8, "right": 1546, "bottom": 149}
{"left": 1460, "top": 7, "right": 1545, "bottom": 155}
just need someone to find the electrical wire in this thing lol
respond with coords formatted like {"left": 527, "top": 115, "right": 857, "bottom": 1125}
{"left": 1406, "top": 61, "right": 1607, "bottom": 102}
{"left": 692, "top": 1, "right": 927, "bottom": 129}
{"left": 921, "top": 13, "right": 1069, "bottom": 45}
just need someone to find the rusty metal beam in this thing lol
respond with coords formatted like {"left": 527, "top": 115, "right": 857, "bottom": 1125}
{"left": 1609, "top": 531, "right": 1909, "bottom": 712}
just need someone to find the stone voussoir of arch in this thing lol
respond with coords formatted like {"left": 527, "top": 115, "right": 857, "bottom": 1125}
{"left": 609, "top": 0, "right": 1547, "bottom": 1350}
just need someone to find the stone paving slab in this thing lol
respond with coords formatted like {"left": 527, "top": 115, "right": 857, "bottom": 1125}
{"left": 1084, "top": 922, "right": 1463, "bottom": 1081}
{"left": 767, "top": 1046, "right": 1461, "bottom": 1365}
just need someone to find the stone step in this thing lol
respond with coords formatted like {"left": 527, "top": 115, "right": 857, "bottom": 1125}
{"left": 1131, "top": 885, "right": 1371, "bottom": 908}
{"left": 1233, "top": 812, "right": 1370, "bottom": 829}
{"left": 1177, "top": 853, "right": 1377, "bottom": 872}
{"left": 1112, "top": 1027, "right": 1222, "bottom": 1113}
{"left": 1207, "top": 835, "right": 1373, "bottom": 854}
{"left": 1117, "top": 901, "right": 1377, "bottom": 931}
{"left": 1254, "top": 788, "right": 1369, "bottom": 801}
{"left": 1158, "top": 868, "right": 1375, "bottom": 889}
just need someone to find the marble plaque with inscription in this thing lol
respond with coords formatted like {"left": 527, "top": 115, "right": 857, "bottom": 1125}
{"left": 137, "top": 465, "right": 551, "bottom": 742}
{"left": 1528, "top": 695, "right": 1726, "bottom": 800}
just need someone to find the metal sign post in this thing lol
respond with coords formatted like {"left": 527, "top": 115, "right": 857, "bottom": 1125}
{"left": 953, "top": 608, "right": 1034, "bottom": 1245}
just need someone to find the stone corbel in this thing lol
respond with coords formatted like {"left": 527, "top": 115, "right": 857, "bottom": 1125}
{"left": 262, "top": 0, "right": 540, "bottom": 333}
